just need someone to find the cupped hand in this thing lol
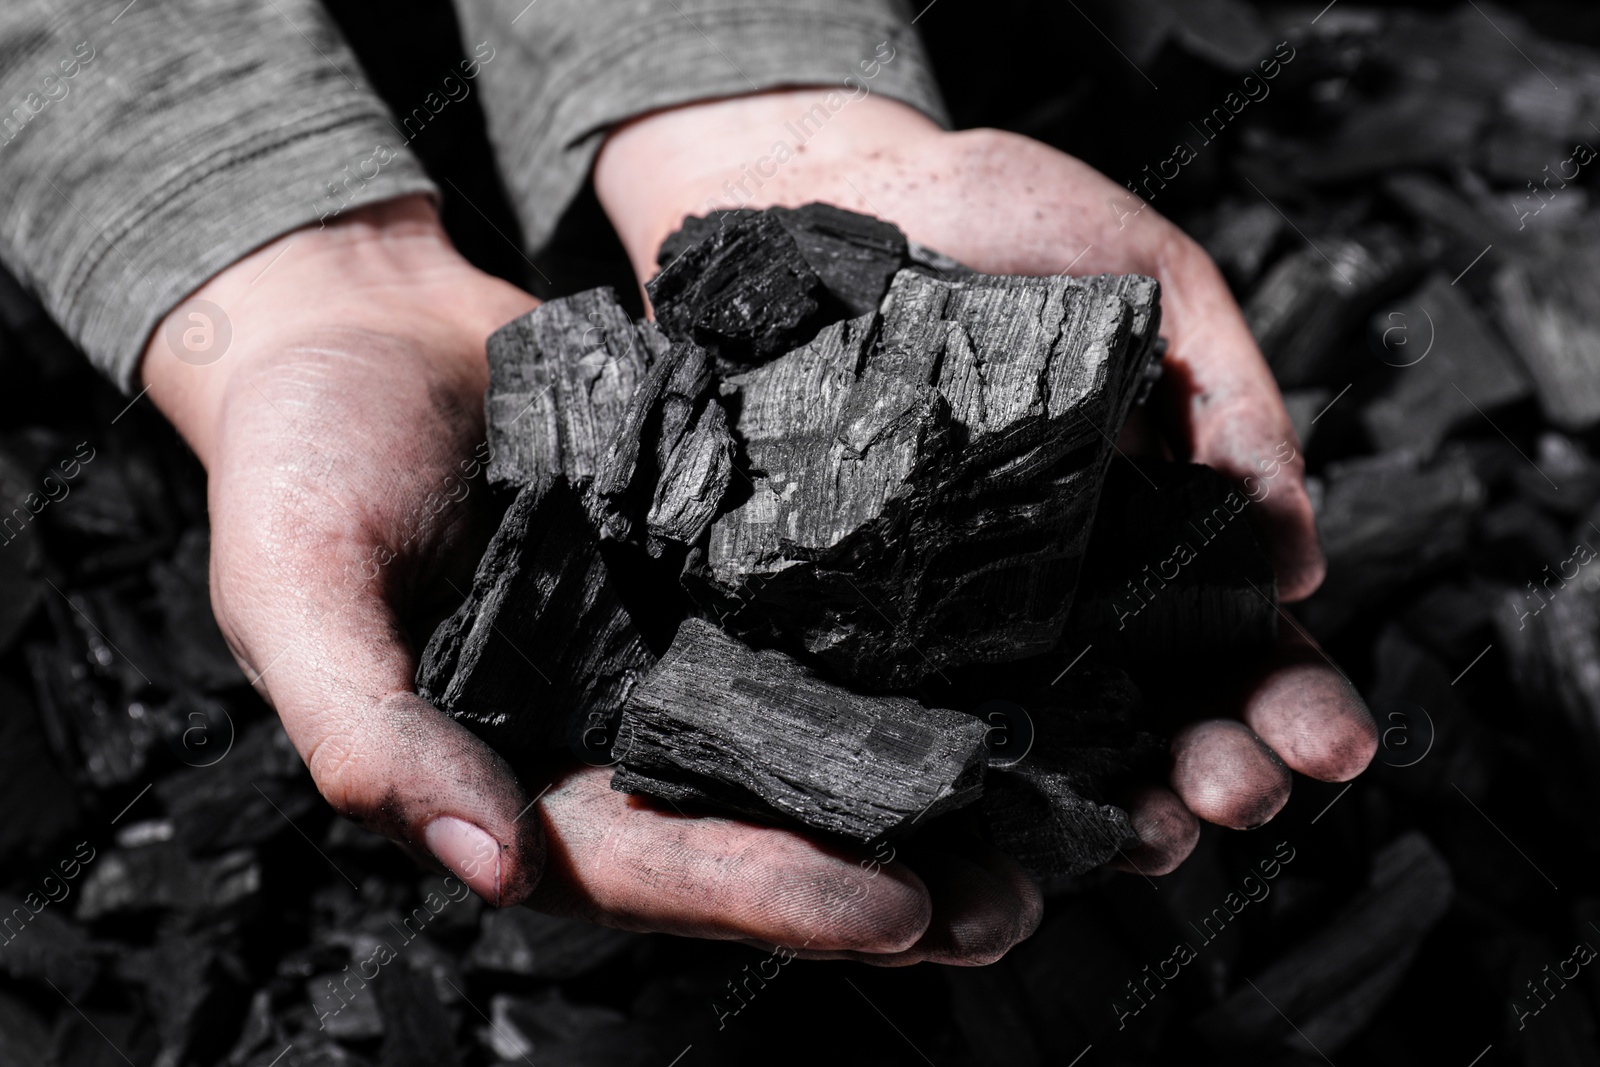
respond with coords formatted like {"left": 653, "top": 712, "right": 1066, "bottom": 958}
{"left": 141, "top": 194, "right": 1032, "bottom": 964}
{"left": 594, "top": 91, "right": 1378, "bottom": 878}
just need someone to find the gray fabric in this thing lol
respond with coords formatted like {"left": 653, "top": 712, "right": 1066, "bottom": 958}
{"left": 0, "top": 0, "right": 947, "bottom": 393}
{"left": 454, "top": 0, "right": 950, "bottom": 256}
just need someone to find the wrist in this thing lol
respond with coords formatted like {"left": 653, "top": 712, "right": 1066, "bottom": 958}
{"left": 594, "top": 89, "right": 942, "bottom": 280}
{"left": 140, "top": 195, "right": 526, "bottom": 465}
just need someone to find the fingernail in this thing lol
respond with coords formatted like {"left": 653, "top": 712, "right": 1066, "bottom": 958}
{"left": 424, "top": 816, "right": 501, "bottom": 905}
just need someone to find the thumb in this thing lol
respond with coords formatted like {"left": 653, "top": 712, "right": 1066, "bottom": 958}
{"left": 218, "top": 535, "right": 543, "bottom": 906}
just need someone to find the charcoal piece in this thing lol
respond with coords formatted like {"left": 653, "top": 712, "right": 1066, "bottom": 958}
{"left": 1493, "top": 238, "right": 1600, "bottom": 432}
{"left": 1200, "top": 200, "right": 1284, "bottom": 288}
{"left": 1245, "top": 228, "right": 1412, "bottom": 388}
{"left": 0, "top": 892, "right": 99, "bottom": 997}
{"left": 1063, "top": 460, "right": 1278, "bottom": 668}
{"left": 647, "top": 212, "right": 830, "bottom": 372}
{"left": 1516, "top": 433, "right": 1600, "bottom": 515}
{"left": 1298, "top": 448, "right": 1485, "bottom": 635}
{"left": 656, "top": 203, "right": 913, "bottom": 318}
{"left": 0, "top": 677, "right": 79, "bottom": 863}
{"left": 307, "top": 969, "right": 384, "bottom": 1042}
{"left": 416, "top": 480, "right": 655, "bottom": 764}
{"left": 1361, "top": 272, "right": 1530, "bottom": 456}
{"left": 117, "top": 934, "right": 216, "bottom": 1067}
{"left": 148, "top": 527, "right": 242, "bottom": 690}
{"left": 76, "top": 842, "right": 259, "bottom": 921}
{"left": 612, "top": 619, "right": 988, "bottom": 842}
{"left": 482, "top": 990, "right": 633, "bottom": 1065}
{"left": 154, "top": 718, "right": 314, "bottom": 854}
{"left": 1196, "top": 832, "right": 1452, "bottom": 1054}
{"left": 980, "top": 667, "right": 1151, "bottom": 877}
{"left": 0, "top": 991, "right": 54, "bottom": 1067}
{"left": 589, "top": 339, "right": 734, "bottom": 551}
{"left": 374, "top": 964, "right": 461, "bottom": 1067}
{"left": 1497, "top": 576, "right": 1600, "bottom": 788}
{"left": 484, "top": 288, "right": 666, "bottom": 490}
{"left": 692, "top": 268, "right": 1159, "bottom": 688}
{"left": 0, "top": 448, "right": 43, "bottom": 653}
{"left": 466, "top": 909, "right": 635, "bottom": 980}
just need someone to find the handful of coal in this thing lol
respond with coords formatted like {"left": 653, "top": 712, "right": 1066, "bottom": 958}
{"left": 417, "top": 204, "right": 1278, "bottom": 876}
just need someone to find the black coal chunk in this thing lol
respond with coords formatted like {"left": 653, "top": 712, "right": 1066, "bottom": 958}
{"left": 656, "top": 202, "right": 913, "bottom": 321}
{"left": 1299, "top": 448, "right": 1485, "bottom": 635}
{"left": 1492, "top": 230, "right": 1600, "bottom": 432}
{"left": 612, "top": 619, "right": 988, "bottom": 842}
{"left": 647, "top": 212, "right": 831, "bottom": 373}
{"left": 465, "top": 908, "right": 637, "bottom": 980}
{"left": 1063, "top": 460, "right": 1279, "bottom": 668}
{"left": 689, "top": 269, "right": 1160, "bottom": 689}
{"left": 1362, "top": 271, "right": 1530, "bottom": 457}
{"left": 1196, "top": 832, "right": 1453, "bottom": 1055}
{"left": 416, "top": 479, "right": 655, "bottom": 765}
{"left": 980, "top": 666, "right": 1152, "bottom": 877}
{"left": 589, "top": 338, "right": 735, "bottom": 553}
{"left": 1244, "top": 227, "right": 1413, "bottom": 389}
{"left": 484, "top": 288, "right": 666, "bottom": 491}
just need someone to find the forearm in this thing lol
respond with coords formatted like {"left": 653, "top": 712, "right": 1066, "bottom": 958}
{"left": 0, "top": 0, "right": 434, "bottom": 391}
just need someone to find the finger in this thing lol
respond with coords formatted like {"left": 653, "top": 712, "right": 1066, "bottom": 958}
{"left": 851, "top": 851, "right": 1025, "bottom": 967}
{"left": 214, "top": 525, "right": 542, "bottom": 907}
{"left": 1155, "top": 239, "right": 1326, "bottom": 602}
{"left": 1106, "top": 784, "right": 1200, "bottom": 877}
{"left": 1240, "top": 629, "right": 1378, "bottom": 783}
{"left": 1169, "top": 719, "right": 1292, "bottom": 830}
{"left": 528, "top": 767, "right": 932, "bottom": 952}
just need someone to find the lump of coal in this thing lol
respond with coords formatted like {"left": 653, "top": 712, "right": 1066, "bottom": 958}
{"left": 466, "top": 908, "right": 637, "bottom": 980}
{"left": 1245, "top": 227, "right": 1413, "bottom": 389}
{"left": 589, "top": 338, "right": 734, "bottom": 552}
{"left": 647, "top": 212, "right": 831, "bottom": 373}
{"left": 612, "top": 619, "right": 988, "bottom": 842}
{"left": 416, "top": 480, "right": 656, "bottom": 767}
{"left": 655, "top": 202, "right": 913, "bottom": 327}
{"left": 1361, "top": 271, "right": 1530, "bottom": 457}
{"left": 1064, "top": 460, "right": 1278, "bottom": 668}
{"left": 1492, "top": 233, "right": 1600, "bottom": 433}
{"left": 980, "top": 666, "right": 1152, "bottom": 877}
{"left": 1298, "top": 448, "right": 1485, "bottom": 635}
{"left": 690, "top": 268, "right": 1160, "bottom": 690}
{"left": 484, "top": 288, "right": 666, "bottom": 491}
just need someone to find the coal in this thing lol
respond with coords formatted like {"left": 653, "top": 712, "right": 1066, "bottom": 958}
{"left": 588, "top": 337, "right": 735, "bottom": 553}
{"left": 612, "top": 618, "right": 989, "bottom": 842}
{"left": 647, "top": 211, "right": 831, "bottom": 373}
{"left": 1299, "top": 448, "right": 1486, "bottom": 635}
{"left": 484, "top": 288, "right": 665, "bottom": 492}
{"left": 1361, "top": 271, "right": 1531, "bottom": 457}
{"left": 654, "top": 202, "right": 913, "bottom": 337}
{"left": 1244, "top": 227, "right": 1413, "bottom": 389}
{"left": 465, "top": 908, "right": 637, "bottom": 980}
{"left": 690, "top": 268, "right": 1159, "bottom": 689}
{"left": 1063, "top": 460, "right": 1279, "bottom": 669}
{"left": 1492, "top": 230, "right": 1600, "bottom": 432}
{"left": 980, "top": 666, "right": 1152, "bottom": 877}
{"left": 416, "top": 479, "right": 656, "bottom": 765}
{"left": 1196, "top": 832, "right": 1453, "bottom": 1054}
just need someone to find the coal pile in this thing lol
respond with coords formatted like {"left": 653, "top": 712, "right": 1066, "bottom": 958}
{"left": 3, "top": 2, "right": 1600, "bottom": 1066}
{"left": 421, "top": 201, "right": 1178, "bottom": 875}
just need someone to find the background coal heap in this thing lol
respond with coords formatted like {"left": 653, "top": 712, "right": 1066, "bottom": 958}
{"left": 3, "top": 2, "right": 1600, "bottom": 1065}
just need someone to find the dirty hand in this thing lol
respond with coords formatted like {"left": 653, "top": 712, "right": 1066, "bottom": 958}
{"left": 141, "top": 194, "right": 1036, "bottom": 965}
{"left": 594, "top": 90, "right": 1379, "bottom": 876}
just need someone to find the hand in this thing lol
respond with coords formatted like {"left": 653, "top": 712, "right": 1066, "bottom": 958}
{"left": 142, "top": 195, "right": 1034, "bottom": 964}
{"left": 594, "top": 91, "right": 1378, "bottom": 876}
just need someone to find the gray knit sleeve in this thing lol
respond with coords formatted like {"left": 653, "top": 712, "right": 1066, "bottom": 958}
{"left": 451, "top": 0, "right": 950, "bottom": 257}
{"left": 0, "top": 0, "right": 437, "bottom": 391}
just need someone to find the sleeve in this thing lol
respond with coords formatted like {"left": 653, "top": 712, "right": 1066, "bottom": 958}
{"left": 0, "top": 0, "right": 438, "bottom": 391}
{"left": 450, "top": 0, "right": 950, "bottom": 258}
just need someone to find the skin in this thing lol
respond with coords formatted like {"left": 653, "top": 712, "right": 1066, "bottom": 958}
{"left": 140, "top": 88, "right": 1376, "bottom": 969}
